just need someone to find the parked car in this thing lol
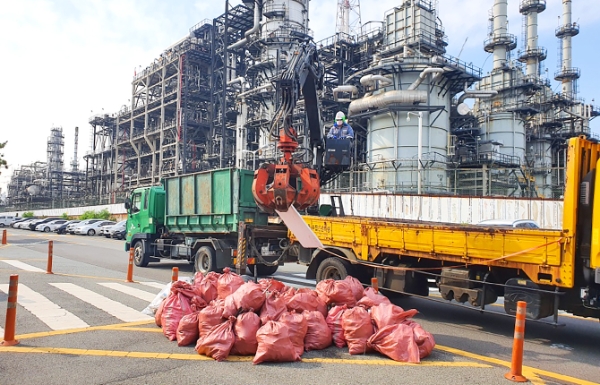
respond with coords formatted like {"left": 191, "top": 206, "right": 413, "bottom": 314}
{"left": 55, "top": 220, "right": 81, "bottom": 234}
{"left": 476, "top": 219, "right": 540, "bottom": 229}
{"left": 10, "top": 218, "right": 31, "bottom": 228}
{"left": 13, "top": 218, "right": 39, "bottom": 229}
{"left": 35, "top": 219, "right": 69, "bottom": 232}
{"left": 0, "top": 215, "right": 16, "bottom": 227}
{"left": 111, "top": 228, "right": 126, "bottom": 240}
{"left": 66, "top": 219, "right": 102, "bottom": 234}
{"left": 28, "top": 217, "right": 61, "bottom": 231}
{"left": 74, "top": 220, "right": 115, "bottom": 236}
{"left": 104, "top": 220, "right": 127, "bottom": 238}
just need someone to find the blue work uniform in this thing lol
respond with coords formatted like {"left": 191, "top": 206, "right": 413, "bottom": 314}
{"left": 327, "top": 122, "right": 354, "bottom": 139}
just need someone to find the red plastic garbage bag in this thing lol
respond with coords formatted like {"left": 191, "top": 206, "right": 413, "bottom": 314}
{"left": 279, "top": 286, "right": 297, "bottom": 303}
{"left": 193, "top": 271, "right": 204, "bottom": 285}
{"left": 190, "top": 294, "right": 208, "bottom": 312}
{"left": 342, "top": 306, "right": 374, "bottom": 355}
{"left": 222, "top": 294, "right": 239, "bottom": 319}
{"left": 258, "top": 278, "right": 286, "bottom": 293}
{"left": 199, "top": 272, "right": 219, "bottom": 303}
{"left": 231, "top": 312, "right": 261, "bottom": 356}
{"left": 405, "top": 320, "right": 435, "bottom": 359}
{"left": 176, "top": 311, "right": 200, "bottom": 346}
{"left": 316, "top": 279, "right": 356, "bottom": 307}
{"left": 161, "top": 283, "right": 196, "bottom": 341}
{"left": 287, "top": 290, "right": 328, "bottom": 317}
{"left": 253, "top": 321, "right": 301, "bottom": 364}
{"left": 233, "top": 281, "right": 266, "bottom": 313}
{"left": 303, "top": 310, "right": 332, "bottom": 351}
{"left": 196, "top": 316, "right": 236, "bottom": 362}
{"left": 326, "top": 305, "right": 347, "bottom": 348}
{"left": 198, "top": 302, "right": 224, "bottom": 338}
{"left": 344, "top": 275, "right": 364, "bottom": 301}
{"left": 155, "top": 299, "right": 165, "bottom": 327}
{"left": 356, "top": 287, "right": 391, "bottom": 309}
{"left": 217, "top": 267, "right": 244, "bottom": 300}
{"left": 367, "top": 323, "right": 420, "bottom": 363}
{"left": 260, "top": 291, "right": 287, "bottom": 324}
{"left": 279, "top": 311, "right": 308, "bottom": 357}
{"left": 370, "top": 303, "right": 418, "bottom": 330}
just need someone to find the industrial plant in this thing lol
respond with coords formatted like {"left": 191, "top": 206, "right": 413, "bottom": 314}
{"left": 4, "top": 0, "right": 598, "bottom": 211}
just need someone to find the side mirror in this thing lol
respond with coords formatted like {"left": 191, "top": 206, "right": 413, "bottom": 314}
{"left": 124, "top": 198, "right": 131, "bottom": 210}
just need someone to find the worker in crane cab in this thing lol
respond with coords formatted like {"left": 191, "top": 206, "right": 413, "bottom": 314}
{"left": 327, "top": 111, "right": 354, "bottom": 139}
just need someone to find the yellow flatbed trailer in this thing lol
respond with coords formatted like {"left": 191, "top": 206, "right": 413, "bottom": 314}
{"left": 290, "top": 136, "right": 600, "bottom": 322}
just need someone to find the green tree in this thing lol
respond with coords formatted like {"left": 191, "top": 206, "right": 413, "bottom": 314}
{"left": 0, "top": 141, "right": 7, "bottom": 173}
{"left": 22, "top": 211, "right": 34, "bottom": 218}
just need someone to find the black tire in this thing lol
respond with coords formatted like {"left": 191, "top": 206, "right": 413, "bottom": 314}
{"left": 44, "top": 227, "right": 50, "bottom": 233}
{"left": 87, "top": 229, "right": 95, "bottom": 236}
{"left": 133, "top": 241, "right": 149, "bottom": 267}
{"left": 316, "top": 257, "right": 353, "bottom": 282}
{"left": 0, "top": 223, "right": 5, "bottom": 227}
{"left": 247, "top": 264, "right": 279, "bottom": 276}
{"left": 194, "top": 246, "right": 216, "bottom": 275}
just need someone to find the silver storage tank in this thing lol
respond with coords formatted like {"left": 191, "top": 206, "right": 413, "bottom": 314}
{"left": 365, "top": 67, "right": 451, "bottom": 193}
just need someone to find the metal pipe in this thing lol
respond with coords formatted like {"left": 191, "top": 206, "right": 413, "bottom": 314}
{"left": 347, "top": 90, "right": 427, "bottom": 116}
{"left": 457, "top": 83, "right": 498, "bottom": 104}
{"left": 236, "top": 84, "right": 273, "bottom": 99}
{"left": 360, "top": 74, "right": 392, "bottom": 88}
{"left": 333, "top": 85, "right": 359, "bottom": 102}
{"left": 408, "top": 68, "right": 445, "bottom": 91}
{"left": 228, "top": 1, "right": 261, "bottom": 50}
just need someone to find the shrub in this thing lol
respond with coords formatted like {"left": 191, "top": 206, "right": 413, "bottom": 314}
{"left": 22, "top": 211, "right": 34, "bottom": 218}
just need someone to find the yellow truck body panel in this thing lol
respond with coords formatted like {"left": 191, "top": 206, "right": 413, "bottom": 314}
{"left": 298, "top": 216, "right": 570, "bottom": 287}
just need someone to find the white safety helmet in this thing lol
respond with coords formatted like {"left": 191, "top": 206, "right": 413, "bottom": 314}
{"left": 335, "top": 111, "right": 346, "bottom": 122}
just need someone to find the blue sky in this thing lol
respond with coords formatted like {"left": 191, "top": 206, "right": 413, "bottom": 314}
{"left": 1, "top": 0, "right": 599, "bottom": 193}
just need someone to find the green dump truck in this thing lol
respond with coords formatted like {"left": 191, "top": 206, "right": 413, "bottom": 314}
{"left": 124, "top": 168, "right": 288, "bottom": 275}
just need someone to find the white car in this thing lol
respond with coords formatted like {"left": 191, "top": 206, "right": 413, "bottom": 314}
{"left": 35, "top": 219, "right": 69, "bottom": 232}
{"left": 74, "top": 220, "right": 115, "bottom": 236}
{"left": 66, "top": 219, "right": 102, "bottom": 234}
{"left": 13, "top": 218, "right": 38, "bottom": 229}
{"left": 477, "top": 219, "right": 540, "bottom": 229}
{"left": 104, "top": 220, "right": 127, "bottom": 238}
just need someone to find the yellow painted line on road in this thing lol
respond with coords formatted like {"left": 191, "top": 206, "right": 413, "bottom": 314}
{"left": 300, "top": 358, "right": 490, "bottom": 367}
{"left": 437, "top": 344, "right": 599, "bottom": 385}
{"left": 0, "top": 345, "right": 490, "bottom": 367}
{"left": 12, "top": 320, "right": 155, "bottom": 340}
{"left": 117, "top": 327, "right": 163, "bottom": 333}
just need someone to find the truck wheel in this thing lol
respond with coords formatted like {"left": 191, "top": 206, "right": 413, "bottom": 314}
{"left": 195, "top": 246, "right": 216, "bottom": 275}
{"left": 247, "top": 264, "right": 279, "bottom": 276}
{"left": 133, "top": 241, "right": 149, "bottom": 267}
{"left": 316, "top": 257, "right": 352, "bottom": 282}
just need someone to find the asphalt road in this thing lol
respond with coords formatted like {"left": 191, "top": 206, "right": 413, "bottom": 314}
{"left": 0, "top": 228, "right": 599, "bottom": 385}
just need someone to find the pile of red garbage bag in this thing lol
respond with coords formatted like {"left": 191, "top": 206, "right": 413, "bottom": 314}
{"left": 153, "top": 267, "right": 435, "bottom": 364}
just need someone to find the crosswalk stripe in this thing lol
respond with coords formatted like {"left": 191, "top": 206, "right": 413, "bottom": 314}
{"left": 98, "top": 283, "right": 157, "bottom": 302}
{"left": 50, "top": 283, "right": 152, "bottom": 322}
{"left": 139, "top": 281, "right": 167, "bottom": 289}
{"left": 0, "top": 284, "right": 89, "bottom": 330}
{"left": 1, "top": 260, "right": 46, "bottom": 273}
